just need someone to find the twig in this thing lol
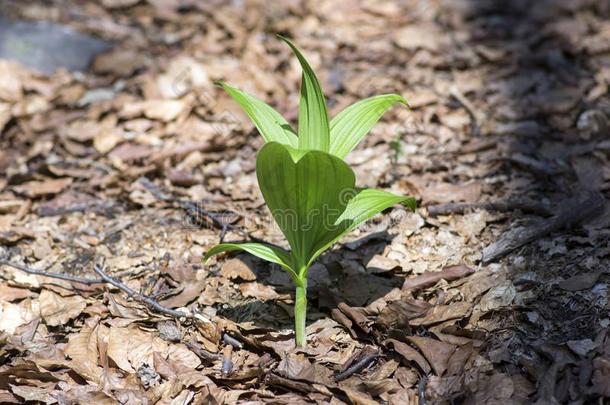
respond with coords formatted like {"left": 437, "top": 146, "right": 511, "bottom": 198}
{"left": 184, "top": 340, "right": 222, "bottom": 363}
{"left": 93, "top": 260, "right": 189, "bottom": 319}
{"left": 450, "top": 86, "right": 481, "bottom": 137}
{"left": 1, "top": 258, "right": 192, "bottom": 320}
{"left": 418, "top": 375, "right": 428, "bottom": 405}
{"left": 427, "top": 200, "right": 553, "bottom": 217}
{"left": 222, "top": 332, "right": 244, "bottom": 349}
{"left": 221, "top": 345, "right": 234, "bottom": 375}
{"left": 0, "top": 260, "right": 104, "bottom": 285}
{"left": 335, "top": 350, "right": 379, "bottom": 382}
{"left": 138, "top": 177, "right": 247, "bottom": 243}
{"left": 482, "top": 192, "right": 605, "bottom": 264}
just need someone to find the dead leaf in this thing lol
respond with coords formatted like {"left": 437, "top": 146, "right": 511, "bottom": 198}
{"left": 406, "top": 336, "right": 456, "bottom": 376}
{"left": 13, "top": 178, "right": 73, "bottom": 198}
{"left": 64, "top": 318, "right": 105, "bottom": 383}
{"left": 220, "top": 258, "right": 256, "bottom": 281}
{"left": 238, "top": 282, "right": 279, "bottom": 300}
{"left": 39, "top": 289, "right": 86, "bottom": 326}
{"left": 384, "top": 339, "right": 431, "bottom": 374}
{"left": 402, "top": 264, "right": 475, "bottom": 291}
{"left": 0, "top": 300, "right": 38, "bottom": 334}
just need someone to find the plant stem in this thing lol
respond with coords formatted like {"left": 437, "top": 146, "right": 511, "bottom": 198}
{"left": 294, "top": 278, "right": 308, "bottom": 347}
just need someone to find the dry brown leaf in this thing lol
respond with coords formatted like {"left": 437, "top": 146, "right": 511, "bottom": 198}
{"left": 402, "top": 264, "right": 475, "bottom": 291}
{"left": 13, "top": 178, "right": 73, "bottom": 198}
{"left": 0, "top": 284, "right": 35, "bottom": 302}
{"left": 39, "top": 289, "right": 87, "bottom": 326}
{"left": 107, "top": 325, "right": 199, "bottom": 374}
{"left": 238, "top": 282, "right": 279, "bottom": 300}
{"left": 406, "top": 336, "right": 456, "bottom": 376}
{"left": 0, "top": 300, "right": 38, "bottom": 334}
{"left": 276, "top": 353, "right": 316, "bottom": 381}
{"left": 0, "top": 61, "right": 23, "bottom": 102}
{"left": 384, "top": 339, "right": 431, "bottom": 374}
{"left": 220, "top": 258, "right": 257, "bottom": 281}
{"left": 64, "top": 319, "right": 105, "bottom": 383}
{"left": 409, "top": 302, "right": 472, "bottom": 326}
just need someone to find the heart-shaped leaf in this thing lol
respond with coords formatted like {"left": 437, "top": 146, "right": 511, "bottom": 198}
{"left": 256, "top": 142, "right": 355, "bottom": 271}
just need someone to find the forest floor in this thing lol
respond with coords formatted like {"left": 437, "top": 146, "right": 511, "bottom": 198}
{"left": 1, "top": 0, "right": 610, "bottom": 404}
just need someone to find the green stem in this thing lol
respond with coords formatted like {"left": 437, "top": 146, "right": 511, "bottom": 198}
{"left": 294, "top": 278, "right": 307, "bottom": 347}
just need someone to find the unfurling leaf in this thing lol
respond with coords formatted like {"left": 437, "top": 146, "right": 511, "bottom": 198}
{"left": 278, "top": 35, "right": 330, "bottom": 152}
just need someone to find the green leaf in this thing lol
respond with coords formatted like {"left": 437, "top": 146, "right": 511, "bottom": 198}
{"left": 217, "top": 81, "right": 298, "bottom": 147}
{"left": 329, "top": 94, "right": 408, "bottom": 159}
{"left": 308, "top": 188, "right": 416, "bottom": 266}
{"left": 278, "top": 35, "right": 330, "bottom": 152}
{"left": 204, "top": 242, "right": 298, "bottom": 281}
{"left": 256, "top": 142, "right": 355, "bottom": 270}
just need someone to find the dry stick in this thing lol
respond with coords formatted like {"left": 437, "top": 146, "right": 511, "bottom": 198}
{"left": 221, "top": 345, "right": 234, "bottom": 375}
{"left": 1, "top": 259, "right": 188, "bottom": 319}
{"left": 418, "top": 375, "right": 428, "bottom": 405}
{"left": 138, "top": 177, "right": 247, "bottom": 243}
{"left": 0, "top": 260, "right": 104, "bottom": 285}
{"left": 427, "top": 200, "right": 553, "bottom": 217}
{"left": 222, "top": 332, "right": 244, "bottom": 349}
{"left": 93, "top": 262, "right": 189, "bottom": 319}
{"left": 335, "top": 350, "right": 380, "bottom": 382}
{"left": 482, "top": 192, "right": 606, "bottom": 264}
{"left": 450, "top": 86, "right": 481, "bottom": 137}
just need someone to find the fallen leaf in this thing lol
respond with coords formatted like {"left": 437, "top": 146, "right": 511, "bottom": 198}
{"left": 558, "top": 271, "right": 603, "bottom": 291}
{"left": 220, "top": 258, "right": 257, "bottom": 281}
{"left": 384, "top": 339, "right": 431, "bottom": 374}
{"left": 406, "top": 336, "right": 456, "bottom": 376}
{"left": 402, "top": 264, "right": 475, "bottom": 290}
{"left": 13, "top": 178, "right": 73, "bottom": 198}
{"left": 0, "top": 300, "right": 38, "bottom": 334}
{"left": 238, "top": 282, "right": 279, "bottom": 300}
{"left": 64, "top": 319, "right": 105, "bottom": 383}
{"left": 39, "top": 289, "right": 87, "bottom": 326}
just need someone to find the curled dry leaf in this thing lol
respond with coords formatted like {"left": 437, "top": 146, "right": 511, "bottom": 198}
{"left": 39, "top": 289, "right": 87, "bottom": 326}
{"left": 107, "top": 325, "right": 200, "bottom": 374}
{"left": 0, "top": 300, "right": 38, "bottom": 334}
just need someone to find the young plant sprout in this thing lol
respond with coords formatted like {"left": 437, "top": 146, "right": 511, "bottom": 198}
{"left": 205, "top": 35, "right": 415, "bottom": 347}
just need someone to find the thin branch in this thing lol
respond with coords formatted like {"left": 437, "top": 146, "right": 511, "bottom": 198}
{"left": 427, "top": 200, "right": 553, "bottom": 217}
{"left": 138, "top": 177, "right": 248, "bottom": 242}
{"left": 335, "top": 350, "right": 379, "bottom": 381}
{"left": 1, "top": 258, "right": 192, "bottom": 320}
{"left": 0, "top": 260, "right": 104, "bottom": 285}
{"left": 93, "top": 260, "right": 189, "bottom": 319}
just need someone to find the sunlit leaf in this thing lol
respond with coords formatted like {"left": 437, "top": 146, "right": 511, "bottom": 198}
{"left": 203, "top": 242, "right": 298, "bottom": 281}
{"left": 308, "top": 188, "right": 416, "bottom": 266}
{"left": 278, "top": 35, "right": 330, "bottom": 152}
{"left": 217, "top": 81, "right": 298, "bottom": 147}
{"left": 256, "top": 142, "right": 355, "bottom": 271}
{"left": 329, "top": 94, "right": 408, "bottom": 159}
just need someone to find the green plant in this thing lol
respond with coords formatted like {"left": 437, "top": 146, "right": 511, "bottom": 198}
{"left": 205, "top": 35, "right": 415, "bottom": 347}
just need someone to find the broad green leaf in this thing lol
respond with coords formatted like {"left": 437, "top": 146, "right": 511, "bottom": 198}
{"left": 308, "top": 188, "right": 416, "bottom": 266}
{"left": 329, "top": 94, "right": 408, "bottom": 159}
{"left": 217, "top": 81, "right": 298, "bottom": 147}
{"left": 204, "top": 242, "right": 298, "bottom": 281}
{"left": 256, "top": 142, "right": 355, "bottom": 270}
{"left": 278, "top": 35, "right": 330, "bottom": 152}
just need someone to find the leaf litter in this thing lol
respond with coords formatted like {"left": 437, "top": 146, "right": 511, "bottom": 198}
{"left": 0, "top": 0, "right": 609, "bottom": 403}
